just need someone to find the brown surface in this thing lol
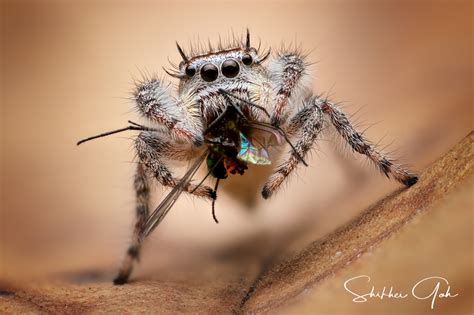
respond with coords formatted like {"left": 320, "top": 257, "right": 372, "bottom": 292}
{"left": 241, "top": 133, "right": 474, "bottom": 314}
{"left": 274, "top": 166, "right": 474, "bottom": 315}
{"left": 0, "top": 133, "right": 472, "bottom": 314}
{"left": 1, "top": 1, "right": 473, "bottom": 314}
{"left": 1, "top": 2, "right": 472, "bottom": 277}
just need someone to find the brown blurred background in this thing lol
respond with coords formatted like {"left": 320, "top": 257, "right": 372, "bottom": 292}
{"left": 0, "top": 0, "right": 472, "bottom": 305}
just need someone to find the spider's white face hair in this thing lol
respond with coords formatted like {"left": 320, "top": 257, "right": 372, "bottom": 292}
{"left": 170, "top": 40, "right": 274, "bottom": 125}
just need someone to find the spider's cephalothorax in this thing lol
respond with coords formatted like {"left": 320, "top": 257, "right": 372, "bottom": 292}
{"left": 161, "top": 34, "right": 274, "bottom": 137}
{"left": 78, "top": 30, "right": 418, "bottom": 285}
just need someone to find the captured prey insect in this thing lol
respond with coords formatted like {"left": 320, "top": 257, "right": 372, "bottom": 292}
{"left": 77, "top": 30, "right": 418, "bottom": 285}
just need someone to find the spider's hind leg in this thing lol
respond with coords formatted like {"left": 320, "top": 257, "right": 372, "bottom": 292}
{"left": 114, "top": 132, "right": 214, "bottom": 285}
{"left": 114, "top": 162, "right": 150, "bottom": 285}
{"left": 319, "top": 99, "right": 418, "bottom": 186}
{"left": 261, "top": 96, "right": 418, "bottom": 199}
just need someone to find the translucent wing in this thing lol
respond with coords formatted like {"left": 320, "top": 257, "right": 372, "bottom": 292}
{"left": 238, "top": 132, "right": 271, "bottom": 165}
{"left": 140, "top": 152, "right": 207, "bottom": 239}
{"left": 215, "top": 88, "right": 306, "bottom": 166}
{"left": 243, "top": 121, "right": 308, "bottom": 166}
{"left": 237, "top": 122, "right": 284, "bottom": 165}
{"left": 242, "top": 122, "right": 286, "bottom": 148}
{"left": 237, "top": 121, "right": 286, "bottom": 165}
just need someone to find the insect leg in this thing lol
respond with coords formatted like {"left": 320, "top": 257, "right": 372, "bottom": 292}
{"left": 318, "top": 98, "right": 418, "bottom": 186}
{"left": 114, "top": 162, "right": 150, "bottom": 285}
{"left": 262, "top": 98, "right": 325, "bottom": 198}
{"left": 211, "top": 179, "right": 221, "bottom": 224}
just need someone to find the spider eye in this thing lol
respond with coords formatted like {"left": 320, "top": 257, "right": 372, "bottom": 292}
{"left": 242, "top": 54, "right": 253, "bottom": 65}
{"left": 221, "top": 59, "right": 240, "bottom": 78}
{"left": 200, "top": 63, "right": 219, "bottom": 82}
{"left": 185, "top": 65, "right": 196, "bottom": 77}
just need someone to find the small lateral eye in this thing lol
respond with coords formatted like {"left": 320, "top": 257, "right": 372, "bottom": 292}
{"left": 185, "top": 65, "right": 196, "bottom": 77}
{"left": 242, "top": 54, "right": 253, "bottom": 65}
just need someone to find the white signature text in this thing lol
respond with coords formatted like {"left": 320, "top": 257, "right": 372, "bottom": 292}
{"left": 344, "top": 275, "right": 459, "bottom": 309}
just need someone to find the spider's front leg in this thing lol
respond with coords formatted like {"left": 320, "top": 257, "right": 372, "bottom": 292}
{"left": 134, "top": 132, "right": 214, "bottom": 198}
{"left": 262, "top": 98, "right": 325, "bottom": 199}
{"left": 268, "top": 50, "right": 310, "bottom": 126}
{"left": 113, "top": 132, "right": 213, "bottom": 285}
{"left": 135, "top": 77, "right": 203, "bottom": 145}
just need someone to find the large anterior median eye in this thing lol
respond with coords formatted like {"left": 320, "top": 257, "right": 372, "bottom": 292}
{"left": 200, "top": 63, "right": 219, "bottom": 82}
{"left": 221, "top": 59, "right": 239, "bottom": 78}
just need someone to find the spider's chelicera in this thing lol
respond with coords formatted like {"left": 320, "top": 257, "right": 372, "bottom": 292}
{"left": 77, "top": 30, "right": 418, "bottom": 285}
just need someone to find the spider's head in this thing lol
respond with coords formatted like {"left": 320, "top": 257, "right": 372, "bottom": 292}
{"left": 165, "top": 30, "right": 271, "bottom": 93}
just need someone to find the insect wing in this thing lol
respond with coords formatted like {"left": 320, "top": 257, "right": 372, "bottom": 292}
{"left": 140, "top": 152, "right": 207, "bottom": 239}
{"left": 245, "top": 121, "right": 308, "bottom": 167}
{"left": 238, "top": 132, "right": 271, "bottom": 165}
{"left": 243, "top": 122, "right": 286, "bottom": 148}
{"left": 238, "top": 122, "right": 287, "bottom": 165}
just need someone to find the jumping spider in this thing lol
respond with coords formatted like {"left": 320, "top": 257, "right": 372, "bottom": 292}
{"left": 78, "top": 30, "right": 418, "bottom": 284}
